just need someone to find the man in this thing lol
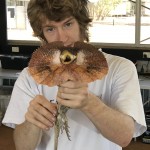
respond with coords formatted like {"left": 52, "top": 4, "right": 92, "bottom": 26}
{"left": 2, "top": 0, "right": 146, "bottom": 150}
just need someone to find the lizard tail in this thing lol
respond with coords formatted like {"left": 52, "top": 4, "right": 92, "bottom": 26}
{"left": 54, "top": 125, "right": 59, "bottom": 150}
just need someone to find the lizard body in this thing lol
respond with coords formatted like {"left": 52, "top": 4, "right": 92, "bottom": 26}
{"left": 54, "top": 105, "right": 71, "bottom": 150}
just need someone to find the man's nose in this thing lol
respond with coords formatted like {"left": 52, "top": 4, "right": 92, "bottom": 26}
{"left": 57, "top": 28, "right": 68, "bottom": 43}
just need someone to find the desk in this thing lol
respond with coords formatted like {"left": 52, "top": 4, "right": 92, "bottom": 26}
{"left": 0, "top": 68, "right": 20, "bottom": 80}
{"left": 139, "top": 75, "right": 150, "bottom": 107}
{"left": 0, "top": 69, "right": 21, "bottom": 120}
{"left": 139, "top": 76, "right": 150, "bottom": 90}
{"left": 0, "top": 68, "right": 20, "bottom": 89}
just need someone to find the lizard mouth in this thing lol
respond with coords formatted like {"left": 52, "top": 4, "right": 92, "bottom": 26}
{"left": 60, "top": 50, "right": 77, "bottom": 64}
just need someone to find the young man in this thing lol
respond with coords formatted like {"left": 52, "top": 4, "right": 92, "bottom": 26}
{"left": 2, "top": 0, "right": 146, "bottom": 150}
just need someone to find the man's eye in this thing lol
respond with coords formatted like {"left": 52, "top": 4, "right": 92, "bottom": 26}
{"left": 65, "top": 22, "right": 72, "bottom": 28}
{"left": 47, "top": 27, "right": 55, "bottom": 32}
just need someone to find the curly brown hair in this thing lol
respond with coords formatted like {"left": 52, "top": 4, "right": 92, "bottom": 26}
{"left": 27, "top": 0, "right": 92, "bottom": 42}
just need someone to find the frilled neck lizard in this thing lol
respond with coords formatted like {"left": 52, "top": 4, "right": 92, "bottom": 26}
{"left": 28, "top": 41, "right": 108, "bottom": 150}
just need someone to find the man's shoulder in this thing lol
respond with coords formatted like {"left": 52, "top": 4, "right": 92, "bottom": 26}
{"left": 103, "top": 52, "right": 134, "bottom": 67}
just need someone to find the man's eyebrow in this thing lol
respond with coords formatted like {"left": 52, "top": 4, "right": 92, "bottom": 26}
{"left": 63, "top": 17, "right": 75, "bottom": 23}
{"left": 42, "top": 23, "right": 53, "bottom": 28}
{"left": 42, "top": 17, "right": 75, "bottom": 28}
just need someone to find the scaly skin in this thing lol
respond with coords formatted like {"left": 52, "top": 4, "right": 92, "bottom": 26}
{"left": 54, "top": 104, "right": 71, "bottom": 150}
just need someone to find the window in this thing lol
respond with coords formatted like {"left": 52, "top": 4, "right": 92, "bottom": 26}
{"left": 6, "top": 0, "right": 150, "bottom": 48}
{"left": 140, "top": 0, "right": 150, "bottom": 44}
{"left": 89, "top": 0, "right": 136, "bottom": 44}
{"left": 7, "top": 0, "right": 38, "bottom": 42}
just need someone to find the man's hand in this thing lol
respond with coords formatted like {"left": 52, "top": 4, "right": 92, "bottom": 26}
{"left": 57, "top": 81, "right": 89, "bottom": 109}
{"left": 25, "top": 95, "right": 57, "bottom": 130}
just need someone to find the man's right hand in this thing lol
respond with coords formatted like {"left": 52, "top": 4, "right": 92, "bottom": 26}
{"left": 25, "top": 95, "right": 57, "bottom": 130}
